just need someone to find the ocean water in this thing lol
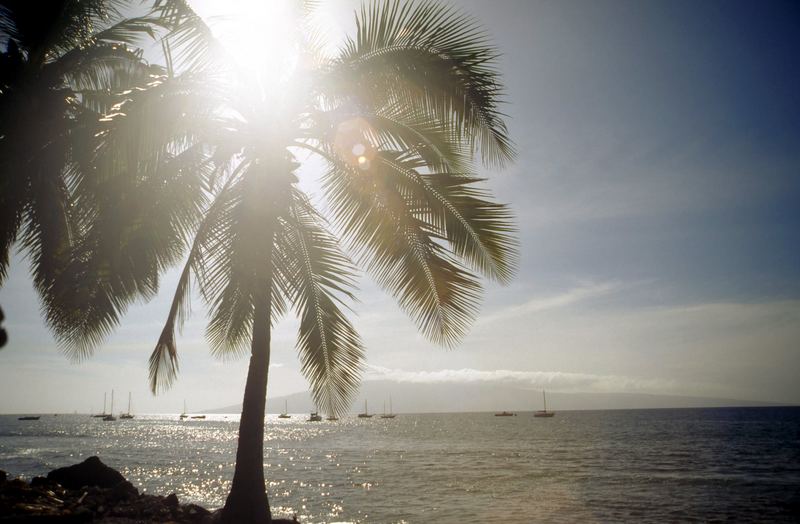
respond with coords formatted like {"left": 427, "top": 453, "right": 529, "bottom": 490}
{"left": 1, "top": 407, "right": 799, "bottom": 523}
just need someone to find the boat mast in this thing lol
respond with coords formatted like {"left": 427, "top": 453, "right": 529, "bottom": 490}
{"left": 110, "top": 390, "right": 114, "bottom": 415}
{"left": 389, "top": 395, "right": 393, "bottom": 415}
{"left": 127, "top": 392, "right": 132, "bottom": 415}
{"left": 543, "top": 390, "right": 547, "bottom": 412}
{"left": 103, "top": 392, "right": 107, "bottom": 415}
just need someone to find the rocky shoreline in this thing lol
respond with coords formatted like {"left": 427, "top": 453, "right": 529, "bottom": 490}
{"left": 0, "top": 457, "right": 298, "bottom": 523}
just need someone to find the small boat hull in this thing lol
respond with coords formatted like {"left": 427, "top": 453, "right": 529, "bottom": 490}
{"left": 534, "top": 411, "right": 555, "bottom": 418}
{"left": 18, "top": 416, "right": 40, "bottom": 420}
{"left": 494, "top": 411, "right": 516, "bottom": 416}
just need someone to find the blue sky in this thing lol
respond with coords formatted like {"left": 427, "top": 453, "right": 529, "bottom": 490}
{"left": 1, "top": 0, "right": 798, "bottom": 413}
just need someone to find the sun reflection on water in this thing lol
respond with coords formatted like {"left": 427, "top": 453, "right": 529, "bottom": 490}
{"left": 3, "top": 410, "right": 796, "bottom": 522}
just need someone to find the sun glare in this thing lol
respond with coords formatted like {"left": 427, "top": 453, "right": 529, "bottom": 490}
{"left": 191, "top": 0, "right": 301, "bottom": 88}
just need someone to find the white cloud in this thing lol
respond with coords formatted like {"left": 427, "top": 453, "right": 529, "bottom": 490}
{"left": 364, "top": 364, "right": 678, "bottom": 394}
{"left": 477, "top": 281, "right": 620, "bottom": 327}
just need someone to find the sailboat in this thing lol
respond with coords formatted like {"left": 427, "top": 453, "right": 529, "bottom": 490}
{"left": 534, "top": 390, "right": 555, "bottom": 418}
{"left": 380, "top": 395, "right": 396, "bottom": 419}
{"left": 308, "top": 407, "right": 322, "bottom": 422}
{"left": 103, "top": 390, "right": 116, "bottom": 421}
{"left": 357, "top": 399, "right": 373, "bottom": 418}
{"left": 179, "top": 400, "right": 188, "bottom": 419}
{"left": 278, "top": 400, "right": 291, "bottom": 419}
{"left": 120, "top": 392, "right": 134, "bottom": 419}
{"left": 92, "top": 393, "right": 108, "bottom": 417}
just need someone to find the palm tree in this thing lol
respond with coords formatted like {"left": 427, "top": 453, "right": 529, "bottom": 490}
{"left": 52, "top": 0, "right": 518, "bottom": 522}
{"left": 0, "top": 0, "right": 190, "bottom": 351}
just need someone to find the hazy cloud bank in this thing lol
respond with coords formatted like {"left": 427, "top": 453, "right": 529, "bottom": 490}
{"left": 364, "top": 365, "right": 678, "bottom": 395}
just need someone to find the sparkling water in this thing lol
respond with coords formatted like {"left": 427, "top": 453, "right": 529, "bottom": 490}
{"left": 1, "top": 407, "right": 799, "bottom": 522}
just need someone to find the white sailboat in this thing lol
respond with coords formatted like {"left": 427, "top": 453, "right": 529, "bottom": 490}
{"left": 92, "top": 392, "right": 108, "bottom": 417}
{"left": 279, "top": 400, "right": 291, "bottom": 419}
{"left": 179, "top": 400, "right": 188, "bottom": 419}
{"left": 380, "top": 395, "right": 396, "bottom": 418}
{"left": 534, "top": 390, "right": 555, "bottom": 418}
{"left": 358, "top": 399, "right": 373, "bottom": 418}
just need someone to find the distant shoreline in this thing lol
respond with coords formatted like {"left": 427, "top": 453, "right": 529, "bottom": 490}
{"left": 3, "top": 404, "right": 796, "bottom": 417}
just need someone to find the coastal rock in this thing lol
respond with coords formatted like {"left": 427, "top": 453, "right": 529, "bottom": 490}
{"left": 47, "top": 456, "right": 125, "bottom": 489}
{"left": 186, "top": 503, "right": 211, "bottom": 517}
{"left": 30, "top": 476, "right": 54, "bottom": 488}
{"left": 1, "top": 459, "right": 299, "bottom": 523}
{"left": 110, "top": 479, "right": 139, "bottom": 500}
{"left": 0, "top": 469, "right": 6, "bottom": 483}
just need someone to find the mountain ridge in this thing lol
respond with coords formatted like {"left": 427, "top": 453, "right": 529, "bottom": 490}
{"left": 205, "top": 380, "right": 777, "bottom": 414}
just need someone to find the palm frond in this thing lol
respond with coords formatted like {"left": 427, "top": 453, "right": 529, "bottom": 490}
{"left": 322, "top": 151, "right": 482, "bottom": 346}
{"left": 148, "top": 167, "right": 243, "bottom": 394}
{"left": 329, "top": 0, "right": 515, "bottom": 167}
{"left": 152, "top": 0, "right": 230, "bottom": 75}
{"left": 279, "top": 190, "right": 363, "bottom": 416}
{"left": 57, "top": 44, "right": 158, "bottom": 106}
{"left": 377, "top": 153, "right": 517, "bottom": 283}
{"left": 201, "top": 160, "right": 293, "bottom": 358}
{"left": 310, "top": 103, "right": 471, "bottom": 173}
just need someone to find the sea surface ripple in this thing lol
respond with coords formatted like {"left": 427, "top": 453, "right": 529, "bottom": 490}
{"left": 1, "top": 407, "right": 799, "bottom": 522}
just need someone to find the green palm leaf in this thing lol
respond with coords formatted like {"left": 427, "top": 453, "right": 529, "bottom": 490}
{"left": 329, "top": 0, "right": 515, "bottom": 167}
{"left": 279, "top": 190, "right": 364, "bottom": 416}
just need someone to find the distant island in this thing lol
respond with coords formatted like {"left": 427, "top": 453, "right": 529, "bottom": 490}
{"left": 205, "top": 380, "right": 778, "bottom": 414}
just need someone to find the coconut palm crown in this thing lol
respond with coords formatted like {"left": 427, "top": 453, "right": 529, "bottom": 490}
{"left": 13, "top": 0, "right": 519, "bottom": 521}
{"left": 0, "top": 0, "right": 191, "bottom": 351}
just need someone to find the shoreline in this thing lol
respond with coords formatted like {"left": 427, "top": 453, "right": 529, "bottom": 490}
{"left": 0, "top": 457, "right": 297, "bottom": 523}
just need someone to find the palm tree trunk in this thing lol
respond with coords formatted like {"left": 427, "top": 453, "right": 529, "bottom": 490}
{"left": 222, "top": 281, "right": 273, "bottom": 522}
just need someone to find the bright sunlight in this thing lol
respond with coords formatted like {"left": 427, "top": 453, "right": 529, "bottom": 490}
{"left": 191, "top": 0, "right": 305, "bottom": 87}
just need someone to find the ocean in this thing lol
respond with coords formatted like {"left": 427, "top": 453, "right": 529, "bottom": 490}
{"left": 1, "top": 407, "right": 799, "bottom": 522}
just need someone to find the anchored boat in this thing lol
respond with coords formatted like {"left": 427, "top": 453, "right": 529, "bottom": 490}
{"left": 357, "top": 399, "right": 373, "bottom": 418}
{"left": 380, "top": 396, "right": 396, "bottom": 419}
{"left": 278, "top": 400, "right": 291, "bottom": 419}
{"left": 120, "top": 392, "right": 134, "bottom": 419}
{"left": 534, "top": 390, "right": 555, "bottom": 418}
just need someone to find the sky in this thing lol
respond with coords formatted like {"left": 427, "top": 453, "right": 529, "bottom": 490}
{"left": 1, "top": 0, "right": 798, "bottom": 413}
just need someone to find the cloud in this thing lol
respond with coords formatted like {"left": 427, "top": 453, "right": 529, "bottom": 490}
{"left": 363, "top": 364, "right": 678, "bottom": 394}
{"left": 477, "top": 281, "right": 620, "bottom": 327}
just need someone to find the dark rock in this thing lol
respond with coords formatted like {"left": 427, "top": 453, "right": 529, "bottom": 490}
{"left": 110, "top": 479, "right": 139, "bottom": 500}
{"left": 186, "top": 503, "right": 210, "bottom": 515}
{"left": 29, "top": 476, "right": 55, "bottom": 488}
{"left": 73, "top": 505, "right": 93, "bottom": 519}
{"left": 0, "top": 460, "right": 230, "bottom": 523}
{"left": 0, "top": 469, "right": 6, "bottom": 483}
{"left": 47, "top": 456, "right": 125, "bottom": 489}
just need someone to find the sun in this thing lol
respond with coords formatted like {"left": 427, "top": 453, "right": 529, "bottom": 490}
{"left": 190, "top": 0, "right": 302, "bottom": 84}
